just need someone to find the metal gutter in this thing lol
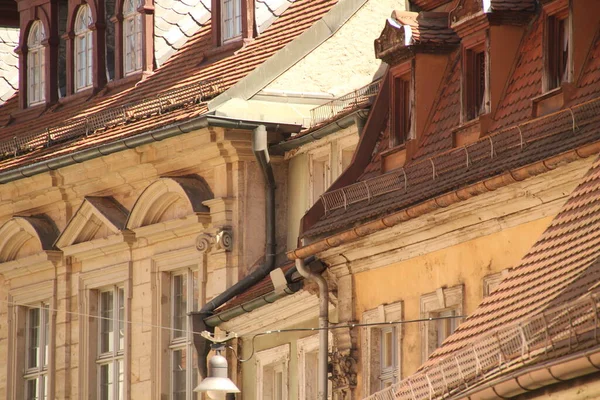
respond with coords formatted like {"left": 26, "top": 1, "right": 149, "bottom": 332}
{"left": 0, "top": 115, "right": 301, "bottom": 185}
{"left": 452, "top": 345, "right": 600, "bottom": 399}
{"left": 208, "top": 0, "right": 370, "bottom": 110}
{"left": 287, "top": 140, "right": 600, "bottom": 260}
{"left": 270, "top": 109, "right": 369, "bottom": 155}
{"left": 204, "top": 282, "right": 302, "bottom": 327}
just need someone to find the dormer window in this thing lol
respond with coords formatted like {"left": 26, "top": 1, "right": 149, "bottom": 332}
{"left": 390, "top": 64, "right": 413, "bottom": 147}
{"left": 74, "top": 5, "right": 93, "bottom": 91}
{"left": 465, "top": 46, "right": 487, "bottom": 120}
{"left": 221, "top": 0, "right": 242, "bottom": 42}
{"left": 545, "top": 8, "right": 571, "bottom": 91}
{"left": 27, "top": 21, "right": 46, "bottom": 106}
{"left": 123, "top": 0, "right": 142, "bottom": 74}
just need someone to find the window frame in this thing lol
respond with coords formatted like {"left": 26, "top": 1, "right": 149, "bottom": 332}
{"left": 74, "top": 4, "right": 94, "bottom": 92}
{"left": 24, "top": 303, "right": 51, "bottom": 400}
{"left": 361, "top": 302, "right": 403, "bottom": 396}
{"left": 26, "top": 21, "right": 46, "bottom": 106}
{"left": 168, "top": 268, "right": 199, "bottom": 400}
{"left": 221, "top": 0, "right": 242, "bottom": 43}
{"left": 255, "top": 344, "right": 290, "bottom": 400}
{"left": 308, "top": 145, "right": 332, "bottom": 206}
{"left": 389, "top": 62, "right": 414, "bottom": 148}
{"left": 462, "top": 37, "right": 489, "bottom": 122}
{"left": 543, "top": 4, "right": 572, "bottom": 92}
{"left": 122, "top": 0, "right": 143, "bottom": 75}
{"left": 297, "top": 334, "right": 333, "bottom": 400}
{"left": 420, "top": 286, "right": 463, "bottom": 362}
{"left": 96, "top": 285, "right": 126, "bottom": 400}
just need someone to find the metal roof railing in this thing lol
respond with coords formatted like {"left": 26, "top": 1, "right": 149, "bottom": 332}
{"left": 0, "top": 78, "right": 224, "bottom": 161}
{"left": 363, "top": 291, "right": 600, "bottom": 400}
{"left": 309, "top": 79, "right": 381, "bottom": 127}
{"left": 320, "top": 96, "right": 600, "bottom": 214}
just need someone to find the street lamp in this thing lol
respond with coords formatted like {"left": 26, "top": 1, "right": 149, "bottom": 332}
{"left": 194, "top": 333, "right": 240, "bottom": 399}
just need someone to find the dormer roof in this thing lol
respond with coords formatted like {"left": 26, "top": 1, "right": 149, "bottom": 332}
{"left": 375, "top": 11, "right": 458, "bottom": 65}
{"left": 450, "top": 0, "right": 536, "bottom": 29}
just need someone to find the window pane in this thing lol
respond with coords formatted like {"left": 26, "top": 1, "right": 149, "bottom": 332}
{"left": 100, "top": 363, "right": 113, "bottom": 400}
{"left": 101, "top": 291, "right": 114, "bottom": 353}
{"left": 305, "top": 351, "right": 318, "bottom": 400}
{"left": 118, "top": 288, "right": 125, "bottom": 351}
{"left": 26, "top": 378, "right": 39, "bottom": 400}
{"left": 28, "top": 308, "right": 40, "bottom": 368}
{"left": 382, "top": 329, "right": 393, "bottom": 369}
{"left": 172, "top": 348, "right": 187, "bottom": 400}
{"left": 172, "top": 274, "right": 186, "bottom": 338}
{"left": 118, "top": 359, "right": 124, "bottom": 400}
{"left": 274, "top": 370, "right": 283, "bottom": 400}
{"left": 43, "top": 304, "right": 49, "bottom": 367}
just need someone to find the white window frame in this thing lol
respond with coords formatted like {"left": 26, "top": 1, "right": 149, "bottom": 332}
{"left": 7, "top": 280, "right": 56, "bottom": 400}
{"left": 297, "top": 334, "right": 333, "bottom": 400}
{"left": 336, "top": 135, "right": 358, "bottom": 177}
{"left": 27, "top": 20, "right": 45, "bottom": 106}
{"left": 74, "top": 5, "right": 93, "bottom": 91}
{"left": 96, "top": 285, "right": 126, "bottom": 400}
{"left": 221, "top": 0, "right": 242, "bottom": 43}
{"left": 123, "top": 0, "right": 142, "bottom": 75}
{"left": 308, "top": 145, "right": 332, "bottom": 206}
{"left": 483, "top": 270, "right": 508, "bottom": 298}
{"left": 361, "top": 302, "right": 403, "bottom": 397}
{"left": 420, "top": 285, "right": 463, "bottom": 362}
{"left": 24, "top": 303, "right": 50, "bottom": 400}
{"left": 256, "top": 344, "right": 290, "bottom": 400}
{"left": 169, "top": 268, "right": 199, "bottom": 400}
{"left": 78, "top": 264, "right": 130, "bottom": 400}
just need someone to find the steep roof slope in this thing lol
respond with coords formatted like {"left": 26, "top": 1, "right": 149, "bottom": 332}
{"left": 0, "top": 0, "right": 338, "bottom": 174}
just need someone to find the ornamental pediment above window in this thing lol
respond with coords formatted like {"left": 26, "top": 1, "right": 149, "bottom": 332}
{"left": 55, "top": 196, "right": 129, "bottom": 251}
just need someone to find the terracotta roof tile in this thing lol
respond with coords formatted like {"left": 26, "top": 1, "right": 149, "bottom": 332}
{"left": 390, "top": 11, "right": 459, "bottom": 46}
{"left": 490, "top": 17, "right": 543, "bottom": 131}
{"left": 216, "top": 261, "right": 295, "bottom": 312}
{"left": 0, "top": 0, "right": 338, "bottom": 173}
{"left": 412, "top": 51, "right": 461, "bottom": 160}
{"left": 424, "top": 155, "right": 600, "bottom": 365}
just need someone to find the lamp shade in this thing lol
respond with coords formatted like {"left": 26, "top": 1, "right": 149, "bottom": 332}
{"left": 194, "top": 353, "right": 240, "bottom": 395}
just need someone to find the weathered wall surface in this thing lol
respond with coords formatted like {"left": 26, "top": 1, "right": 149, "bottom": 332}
{"left": 353, "top": 217, "right": 551, "bottom": 391}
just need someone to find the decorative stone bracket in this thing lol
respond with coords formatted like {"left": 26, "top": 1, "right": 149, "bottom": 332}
{"left": 329, "top": 350, "right": 357, "bottom": 398}
{"left": 195, "top": 228, "right": 233, "bottom": 253}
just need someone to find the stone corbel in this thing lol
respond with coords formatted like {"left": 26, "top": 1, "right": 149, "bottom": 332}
{"left": 196, "top": 227, "right": 233, "bottom": 254}
{"left": 329, "top": 350, "right": 358, "bottom": 399}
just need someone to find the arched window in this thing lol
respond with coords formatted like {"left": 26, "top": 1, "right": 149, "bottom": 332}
{"left": 27, "top": 21, "right": 45, "bottom": 105}
{"left": 74, "top": 5, "right": 93, "bottom": 91}
{"left": 123, "top": 0, "right": 142, "bottom": 74}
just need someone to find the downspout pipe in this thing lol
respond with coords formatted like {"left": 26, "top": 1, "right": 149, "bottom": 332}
{"left": 295, "top": 257, "right": 329, "bottom": 400}
{"left": 192, "top": 124, "right": 277, "bottom": 379}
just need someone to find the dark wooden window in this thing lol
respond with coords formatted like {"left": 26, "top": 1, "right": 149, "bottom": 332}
{"left": 546, "top": 14, "right": 569, "bottom": 90}
{"left": 465, "top": 48, "right": 486, "bottom": 121}
{"left": 391, "top": 75, "right": 411, "bottom": 147}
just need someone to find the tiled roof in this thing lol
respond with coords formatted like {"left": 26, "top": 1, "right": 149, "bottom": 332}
{"left": 422, "top": 153, "right": 600, "bottom": 369}
{"left": 215, "top": 261, "right": 295, "bottom": 312}
{"left": 301, "top": 16, "right": 600, "bottom": 239}
{"left": 489, "top": 17, "right": 543, "bottom": 131}
{"left": 488, "top": 0, "right": 537, "bottom": 12}
{"left": 411, "top": 51, "right": 461, "bottom": 160}
{"left": 390, "top": 11, "right": 459, "bottom": 46}
{"left": 154, "top": 0, "right": 295, "bottom": 66}
{"left": 0, "top": 27, "right": 18, "bottom": 104}
{"left": 0, "top": 0, "right": 338, "bottom": 174}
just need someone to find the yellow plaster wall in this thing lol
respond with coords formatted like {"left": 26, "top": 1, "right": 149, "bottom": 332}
{"left": 354, "top": 216, "right": 553, "bottom": 383}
